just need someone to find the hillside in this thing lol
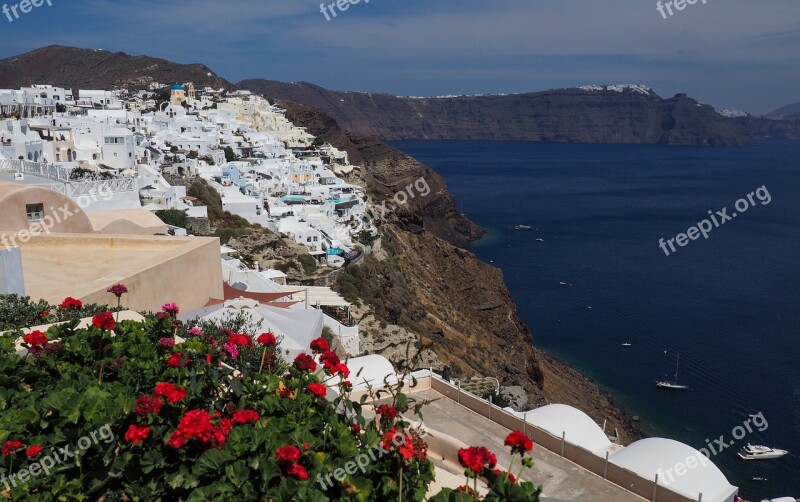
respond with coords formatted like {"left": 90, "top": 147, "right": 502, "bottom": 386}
{"left": 270, "top": 99, "right": 640, "bottom": 443}
{"left": 238, "top": 80, "right": 753, "bottom": 146}
{"left": 767, "top": 102, "right": 800, "bottom": 119}
{"left": 0, "top": 45, "right": 234, "bottom": 91}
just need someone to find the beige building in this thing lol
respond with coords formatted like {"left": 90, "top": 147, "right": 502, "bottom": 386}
{"left": 0, "top": 181, "right": 167, "bottom": 236}
{"left": 3, "top": 233, "right": 224, "bottom": 313}
{"left": 1, "top": 180, "right": 222, "bottom": 312}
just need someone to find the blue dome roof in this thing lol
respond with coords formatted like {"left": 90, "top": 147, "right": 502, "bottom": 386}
{"left": 171, "top": 84, "right": 184, "bottom": 90}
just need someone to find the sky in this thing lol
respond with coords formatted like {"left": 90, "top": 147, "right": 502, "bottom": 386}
{"left": 0, "top": 0, "right": 799, "bottom": 114}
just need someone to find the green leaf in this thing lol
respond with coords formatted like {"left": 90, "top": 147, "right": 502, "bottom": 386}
{"left": 194, "top": 448, "right": 230, "bottom": 478}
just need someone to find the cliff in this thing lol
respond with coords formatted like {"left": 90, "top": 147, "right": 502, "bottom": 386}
{"left": 239, "top": 80, "right": 753, "bottom": 146}
{"left": 277, "top": 100, "right": 639, "bottom": 443}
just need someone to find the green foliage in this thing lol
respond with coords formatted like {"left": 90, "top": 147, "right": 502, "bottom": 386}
{"left": 480, "top": 389, "right": 513, "bottom": 409}
{"left": 298, "top": 254, "right": 318, "bottom": 274}
{"left": 275, "top": 260, "right": 299, "bottom": 273}
{"left": 155, "top": 209, "right": 189, "bottom": 229}
{"left": 224, "top": 146, "right": 239, "bottom": 163}
{"left": 0, "top": 294, "right": 116, "bottom": 331}
{"left": 0, "top": 313, "right": 454, "bottom": 500}
{"left": 187, "top": 151, "right": 199, "bottom": 160}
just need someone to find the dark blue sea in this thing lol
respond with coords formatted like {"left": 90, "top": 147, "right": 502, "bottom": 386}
{"left": 391, "top": 140, "right": 800, "bottom": 500}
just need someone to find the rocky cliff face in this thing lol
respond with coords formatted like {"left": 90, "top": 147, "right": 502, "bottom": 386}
{"left": 279, "top": 100, "right": 639, "bottom": 443}
{"left": 735, "top": 116, "right": 800, "bottom": 140}
{"left": 240, "top": 80, "right": 753, "bottom": 146}
{"left": 0, "top": 45, "right": 233, "bottom": 91}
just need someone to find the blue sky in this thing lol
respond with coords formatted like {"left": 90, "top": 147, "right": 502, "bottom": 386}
{"left": 1, "top": 0, "right": 798, "bottom": 114}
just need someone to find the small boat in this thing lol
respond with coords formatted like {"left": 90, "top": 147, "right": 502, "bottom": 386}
{"left": 515, "top": 225, "right": 532, "bottom": 230}
{"left": 622, "top": 343, "right": 632, "bottom": 347}
{"left": 559, "top": 281, "right": 567, "bottom": 286}
{"left": 656, "top": 354, "right": 689, "bottom": 390}
{"left": 751, "top": 476, "right": 767, "bottom": 481}
{"left": 738, "top": 444, "right": 789, "bottom": 460}
{"left": 535, "top": 238, "right": 544, "bottom": 242}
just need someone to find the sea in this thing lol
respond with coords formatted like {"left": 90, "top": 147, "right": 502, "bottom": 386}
{"left": 390, "top": 139, "right": 800, "bottom": 500}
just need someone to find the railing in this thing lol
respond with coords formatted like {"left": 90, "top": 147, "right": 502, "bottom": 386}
{"left": 426, "top": 373, "right": 709, "bottom": 502}
{"left": 0, "top": 159, "right": 72, "bottom": 181}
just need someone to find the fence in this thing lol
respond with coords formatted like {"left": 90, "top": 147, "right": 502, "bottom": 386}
{"left": 424, "top": 373, "right": 708, "bottom": 502}
{"left": 0, "top": 159, "right": 72, "bottom": 181}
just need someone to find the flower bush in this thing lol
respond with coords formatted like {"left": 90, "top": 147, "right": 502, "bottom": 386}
{"left": 0, "top": 297, "right": 542, "bottom": 500}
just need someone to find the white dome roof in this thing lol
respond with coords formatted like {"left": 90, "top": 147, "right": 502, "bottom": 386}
{"left": 610, "top": 437, "right": 737, "bottom": 502}
{"left": 517, "top": 404, "right": 613, "bottom": 454}
{"left": 338, "top": 354, "right": 396, "bottom": 390}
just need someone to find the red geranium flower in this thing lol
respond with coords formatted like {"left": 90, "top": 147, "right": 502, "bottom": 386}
{"left": 458, "top": 446, "right": 497, "bottom": 474}
{"left": 257, "top": 332, "right": 277, "bottom": 345}
{"left": 231, "top": 409, "right": 260, "bottom": 425}
{"left": 25, "top": 445, "right": 43, "bottom": 458}
{"left": 293, "top": 353, "right": 317, "bottom": 372}
{"left": 310, "top": 337, "right": 329, "bottom": 354}
{"left": 227, "top": 333, "right": 253, "bottom": 349}
{"left": 135, "top": 395, "right": 164, "bottom": 417}
{"left": 376, "top": 404, "right": 399, "bottom": 419}
{"left": 275, "top": 445, "right": 301, "bottom": 464}
{"left": 335, "top": 363, "right": 350, "bottom": 378}
{"left": 1, "top": 440, "right": 24, "bottom": 456}
{"left": 492, "top": 469, "right": 516, "bottom": 484}
{"left": 38, "top": 310, "right": 49, "bottom": 319}
{"left": 92, "top": 311, "right": 116, "bottom": 331}
{"left": 60, "top": 297, "right": 82, "bottom": 310}
{"left": 306, "top": 383, "right": 327, "bottom": 398}
{"left": 22, "top": 330, "right": 48, "bottom": 349}
{"left": 153, "top": 382, "right": 187, "bottom": 403}
{"left": 124, "top": 424, "right": 151, "bottom": 444}
{"left": 285, "top": 463, "right": 308, "bottom": 480}
{"left": 351, "top": 423, "right": 361, "bottom": 434}
{"left": 504, "top": 430, "right": 534, "bottom": 454}
{"left": 167, "top": 352, "right": 190, "bottom": 368}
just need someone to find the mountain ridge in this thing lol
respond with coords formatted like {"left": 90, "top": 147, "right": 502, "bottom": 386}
{"left": 238, "top": 79, "right": 754, "bottom": 146}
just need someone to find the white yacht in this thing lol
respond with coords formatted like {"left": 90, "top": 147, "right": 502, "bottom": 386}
{"left": 738, "top": 443, "right": 789, "bottom": 460}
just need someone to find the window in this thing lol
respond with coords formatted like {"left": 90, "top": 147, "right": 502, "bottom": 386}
{"left": 26, "top": 204, "right": 44, "bottom": 222}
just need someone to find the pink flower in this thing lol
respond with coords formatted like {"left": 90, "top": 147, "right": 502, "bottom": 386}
{"left": 107, "top": 283, "right": 128, "bottom": 297}
{"left": 162, "top": 303, "right": 180, "bottom": 316}
{"left": 223, "top": 341, "right": 239, "bottom": 359}
{"left": 188, "top": 327, "right": 203, "bottom": 336}
{"left": 158, "top": 337, "right": 175, "bottom": 348}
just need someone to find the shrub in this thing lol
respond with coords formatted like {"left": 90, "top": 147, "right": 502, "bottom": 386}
{"left": 297, "top": 254, "right": 318, "bottom": 274}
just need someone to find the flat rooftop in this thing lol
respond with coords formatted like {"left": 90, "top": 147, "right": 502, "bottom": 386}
{"left": 5, "top": 233, "right": 223, "bottom": 312}
{"left": 404, "top": 389, "right": 644, "bottom": 502}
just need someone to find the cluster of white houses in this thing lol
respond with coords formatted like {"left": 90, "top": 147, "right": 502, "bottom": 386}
{"left": 0, "top": 83, "right": 369, "bottom": 265}
{"left": 0, "top": 82, "right": 366, "bottom": 356}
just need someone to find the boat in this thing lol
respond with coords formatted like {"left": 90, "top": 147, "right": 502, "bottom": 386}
{"left": 738, "top": 444, "right": 789, "bottom": 460}
{"left": 535, "top": 238, "right": 544, "bottom": 242}
{"left": 559, "top": 281, "right": 567, "bottom": 286}
{"left": 656, "top": 354, "right": 689, "bottom": 390}
{"left": 515, "top": 225, "right": 532, "bottom": 230}
{"left": 622, "top": 343, "right": 632, "bottom": 347}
